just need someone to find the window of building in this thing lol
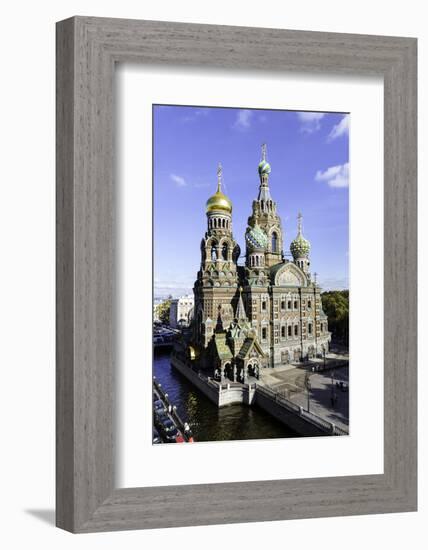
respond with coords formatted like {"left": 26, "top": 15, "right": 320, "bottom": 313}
{"left": 294, "top": 325, "right": 298, "bottom": 336}
{"left": 294, "top": 300, "right": 298, "bottom": 309}
{"left": 281, "top": 326, "right": 286, "bottom": 338}
{"left": 262, "top": 327, "right": 267, "bottom": 340}
{"left": 308, "top": 323, "right": 312, "bottom": 335}
{"left": 288, "top": 325, "right": 292, "bottom": 337}
{"left": 211, "top": 245, "right": 217, "bottom": 261}
{"left": 281, "top": 299, "right": 285, "bottom": 310}
{"left": 307, "top": 299, "right": 312, "bottom": 309}
{"left": 262, "top": 300, "right": 267, "bottom": 311}
{"left": 287, "top": 300, "right": 292, "bottom": 309}
{"left": 256, "top": 256, "right": 259, "bottom": 266}
{"left": 271, "top": 231, "right": 278, "bottom": 252}
{"left": 222, "top": 243, "right": 228, "bottom": 260}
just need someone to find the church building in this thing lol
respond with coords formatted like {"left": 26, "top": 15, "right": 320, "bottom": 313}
{"left": 186, "top": 145, "right": 331, "bottom": 383}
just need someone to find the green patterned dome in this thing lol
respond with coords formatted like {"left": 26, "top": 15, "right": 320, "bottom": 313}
{"left": 246, "top": 223, "right": 268, "bottom": 251}
{"left": 290, "top": 233, "right": 311, "bottom": 259}
{"left": 258, "top": 160, "right": 271, "bottom": 175}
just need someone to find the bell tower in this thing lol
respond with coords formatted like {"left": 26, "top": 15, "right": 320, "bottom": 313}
{"left": 193, "top": 163, "right": 240, "bottom": 348}
{"left": 247, "top": 144, "right": 284, "bottom": 268}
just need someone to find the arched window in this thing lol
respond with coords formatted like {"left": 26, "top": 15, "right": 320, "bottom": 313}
{"left": 211, "top": 245, "right": 217, "bottom": 261}
{"left": 222, "top": 219, "right": 225, "bottom": 228}
{"left": 271, "top": 232, "right": 278, "bottom": 252}
{"left": 222, "top": 243, "right": 228, "bottom": 260}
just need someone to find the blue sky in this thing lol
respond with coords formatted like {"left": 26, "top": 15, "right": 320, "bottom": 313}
{"left": 153, "top": 105, "right": 349, "bottom": 298}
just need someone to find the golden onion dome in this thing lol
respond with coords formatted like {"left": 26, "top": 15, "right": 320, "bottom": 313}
{"left": 206, "top": 163, "right": 232, "bottom": 214}
{"left": 206, "top": 187, "right": 232, "bottom": 214}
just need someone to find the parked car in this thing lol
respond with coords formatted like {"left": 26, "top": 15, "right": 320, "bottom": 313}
{"left": 153, "top": 399, "right": 166, "bottom": 413}
{"left": 157, "top": 418, "right": 180, "bottom": 442}
{"left": 155, "top": 409, "right": 169, "bottom": 422}
{"left": 152, "top": 427, "right": 162, "bottom": 444}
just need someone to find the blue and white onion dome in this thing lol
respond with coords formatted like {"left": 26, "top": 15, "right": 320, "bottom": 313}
{"left": 245, "top": 222, "right": 269, "bottom": 251}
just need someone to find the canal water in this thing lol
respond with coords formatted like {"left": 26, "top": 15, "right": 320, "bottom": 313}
{"left": 153, "top": 350, "right": 300, "bottom": 442}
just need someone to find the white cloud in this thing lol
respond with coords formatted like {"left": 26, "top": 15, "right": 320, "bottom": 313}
{"left": 233, "top": 109, "right": 253, "bottom": 130}
{"left": 318, "top": 277, "right": 349, "bottom": 291}
{"left": 315, "top": 162, "right": 349, "bottom": 188}
{"left": 297, "top": 112, "right": 325, "bottom": 133}
{"left": 181, "top": 108, "right": 211, "bottom": 122}
{"left": 195, "top": 108, "right": 210, "bottom": 117}
{"left": 327, "top": 114, "right": 350, "bottom": 142}
{"left": 170, "top": 173, "right": 187, "bottom": 187}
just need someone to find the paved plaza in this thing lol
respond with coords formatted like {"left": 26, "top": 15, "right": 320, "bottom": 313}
{"left": 259, "top": 355, "right": 349, "bottom": 432}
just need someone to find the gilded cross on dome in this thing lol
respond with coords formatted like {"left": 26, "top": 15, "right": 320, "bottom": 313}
{"left": 297, "top": 212, "right": 303, "bottom": 235}
{"left": 217, "top": 162, "right": 223, "bottom": 190}
{"left": 261, "top": 143, "right": 267, "bottom": 161}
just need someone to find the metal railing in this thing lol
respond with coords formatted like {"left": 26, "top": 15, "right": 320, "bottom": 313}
{"left": 256, "top": 384, "right": 348, "bottom": 436}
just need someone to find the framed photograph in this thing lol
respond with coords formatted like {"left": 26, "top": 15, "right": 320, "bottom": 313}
{"left": 151, "top": 106, "right": 349, "bottom": 444}
{"left": 56, "top": 17, "right": 417, "bottom": 532}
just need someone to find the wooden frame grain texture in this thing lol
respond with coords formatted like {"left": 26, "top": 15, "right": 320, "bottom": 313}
{"left": 56, "top": 16, "right": 417, "bottom": 533}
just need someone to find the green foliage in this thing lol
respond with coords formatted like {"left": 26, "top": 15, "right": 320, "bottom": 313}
{"left": 321, "top": 290, "right": 349, "bottom": 345}
{"left": 157, "top": 295, "right": 173, "bottom": 324}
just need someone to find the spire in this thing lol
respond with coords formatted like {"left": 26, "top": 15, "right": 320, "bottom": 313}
{"left": 297, "top": 212, "right": 303, "bottom": 236}
{"left": 257, "top": 143, "right": 272, "bottom": 201}
{"left": 217, "top": 162, "right": 222, "bottom": 192}
{"left": 235, "top": 287, "right": 247, "bottom": 322}
{"left": 261, "top": 143, "right": 267, "bottom": 162}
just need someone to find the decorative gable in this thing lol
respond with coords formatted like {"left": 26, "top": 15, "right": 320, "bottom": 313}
{"left": 274, "top": 262, "right": 307, "bottom": 287}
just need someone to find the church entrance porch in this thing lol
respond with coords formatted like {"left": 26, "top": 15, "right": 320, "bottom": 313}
{"left": 247, "top": 362, "right": 260, "bottom": 380}
{"left": 223, "top": 362, "right": 234, "bottom": 382}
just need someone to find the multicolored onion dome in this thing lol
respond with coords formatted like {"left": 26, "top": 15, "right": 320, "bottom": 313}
{"left": 245, "top": 223, "right": 268, "bottom": 250}
{"left": 290, "top": 233, "right": 311, "bottom": 259}
{"left": 258, "top": 159, "right": 271, "bottom": 176}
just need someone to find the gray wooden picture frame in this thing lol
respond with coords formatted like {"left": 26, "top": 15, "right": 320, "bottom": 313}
{"left": 56, "top": 16, "right": 417, "bottom": 533}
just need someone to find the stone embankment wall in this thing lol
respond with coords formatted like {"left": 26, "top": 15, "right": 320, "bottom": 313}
{"left": 171, "top": 356, "right": 345, "bottom": 436}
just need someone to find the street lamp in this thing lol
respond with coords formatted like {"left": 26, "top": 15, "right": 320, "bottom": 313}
{"left": 305, "top": 372, "right": 311, "bottom": 413}
{"left": 330, "top": 369, "right": 336, "bottom": 408}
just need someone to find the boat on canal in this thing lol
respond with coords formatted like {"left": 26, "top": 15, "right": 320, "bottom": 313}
{"left": 153, "top": 377, "right": 194, "bottom": 443}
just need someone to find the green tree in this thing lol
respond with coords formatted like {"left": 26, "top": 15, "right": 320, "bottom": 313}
{"left": 157, "top": 295, "right": 173, "bottom": 325}
{"left": 321, "top": 290, "right": 349, "bottom": 345}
